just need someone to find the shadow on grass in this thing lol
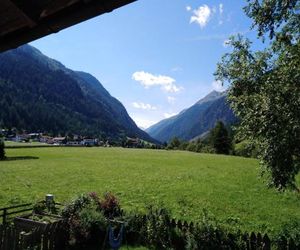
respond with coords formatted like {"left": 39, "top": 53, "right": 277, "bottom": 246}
{"left": 2, "top": 156, "right": 39, "bottom": 161}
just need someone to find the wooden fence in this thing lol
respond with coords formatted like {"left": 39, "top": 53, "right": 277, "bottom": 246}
{"left": 0, "top": 202, "right": 65, "bottom": 250}
{"left": 0, "top": 203, "right": 33, "bottom": 225}
{"left": 0, "top": 205, "right": 299, "bottom": 249}
{"left": 166, "top": 217, "right": 300, "bottom": 250}
{"left": 132, "top": 213, "right": 300, "bottom": 250}
{"left": 0, "top": 222, "right": 66, "bottom": 250}
{"left": 0, "top": 202, "right": 62, "bottom": 225}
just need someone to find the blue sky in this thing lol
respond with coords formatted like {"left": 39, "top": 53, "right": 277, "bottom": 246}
{"left": 31, "top": 0, "right": 260, "bottom": 129}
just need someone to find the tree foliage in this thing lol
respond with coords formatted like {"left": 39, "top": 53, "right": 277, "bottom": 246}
{"left": 209, "top": 121, "right": 232, "bottom": 155}
{"left": 167, "top": 137, "right": 182, "bottom": 150}
{"left": 215, "top": 0, "right": 300, "bottom": 189}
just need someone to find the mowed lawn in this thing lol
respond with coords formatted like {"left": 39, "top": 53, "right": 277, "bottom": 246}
{"left": 0, "top": 147, "right": 299, "bottom": 234}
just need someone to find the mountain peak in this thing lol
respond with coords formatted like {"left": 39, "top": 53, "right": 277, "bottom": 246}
{"left": 147, "top": 90, "right": 236, "bottom": 142}
{"left": 196, "top": 90, "right": 223, "bottom": 105}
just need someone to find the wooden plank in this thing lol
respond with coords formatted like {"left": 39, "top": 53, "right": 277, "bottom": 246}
{"left": 0, "top": 0, "right": 36, "bottom": 36}
{"left": 44, "top": 224, "right": 53, "bottom": 250}
{"left": 3, "top": 227, "right": 11, "bottom": 250}
{"left": 6, "top": 208, "right": 33, "bottom": 216}
{"left": 0, "top": 203, "right": 32, "bottom": 211}
{"left": 20, "top": 231, "right": 33, "bottom": 250}
{"left": 0, "top": 225, "right": 3, "bottom": 250}
{"left": 0, "top": 0, "right": 137, "bottom": 53}
{"left": 288, "top": 238, "right": 297, "bottom": 250}
{"left": 262, "top": 234, "right": 271, "bottom": 250}
{"left": 257, "top": 232, "right": 262, "bottom": 248}
{"left": 41, "top": 0, "right": 80, "bottom": 18}
{"left": 10, "top": 228, "right": 17, "bottom": 250}
{"left": 177, "top": 220, "right": 182, "bottom": 230}
{"left": 49, "top": 223, "right": 58, "bottom": 250}
{"left": 14, "top": 227, "right": 21, "bottom": 250}
{"left": 250, "top": 232, "right": 256, "bottom": 250}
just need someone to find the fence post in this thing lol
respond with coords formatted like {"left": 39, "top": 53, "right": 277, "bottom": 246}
{"left": 262, "top": 234, "right": 271, "bottom": 250}
{"left": 250, "top": 232, "right": 256, "bottom": 250}
{"left": 288, "top": 238, "right": 296, "bottom": 250}
{"left": 257, "top": 232, "right": 262, "bottom": 247}
{"left": 2, "top": 208, "right": 7, "bottom": 225}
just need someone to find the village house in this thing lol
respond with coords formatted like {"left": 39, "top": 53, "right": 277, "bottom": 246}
{"left": 39, "top": 135, "right": 53, "bottom": 144}
{"left": 81, "top": 138, "right": 97, "bottom": 146}
{"left": 126, "top": 137, "right": 141, "bottom": 148}
{"left": 52, "top": 137, "right": 66, "bottom": 145}
{"left": 15, "top": 134, "right": 31, "bottom": 142}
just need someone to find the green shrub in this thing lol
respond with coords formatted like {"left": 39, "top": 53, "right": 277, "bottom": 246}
{"left": 100, "top": 192, "right": 121, "bottom": 218}
{"left": 167, "top": 137, "right": 181, "bottom": 150}
{"left": 32, "top": 201, "right": 58, "bottom": 215}
{"left": 62, "top": 193, "right": 93, "bottom": 219}
{"left": 186, "top": 143, "right": 197, "bottom": 152}
{"left": 143, "top": 206, "right": 172, "bottom": 249}
{"left": 200, "top": 144, "right": 215, "bottom": 154}
{"left": 66, "top": 203, "right": 107, "bottom": 246}
{"left": 234, "top": 140, "right": 259, "bottom": 158}
{"left": 274, "top": 220, "right": 300, "bottom": 248}
{"left": 62, "top": 192, "right": 108, "bottom": 246}
{"left": 124, "top": 208, "right": 254, "bottom": 249}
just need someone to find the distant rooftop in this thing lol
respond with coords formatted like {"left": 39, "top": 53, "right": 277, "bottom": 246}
{"left": 0, "top": 0, "right": 136, "bottom": 53}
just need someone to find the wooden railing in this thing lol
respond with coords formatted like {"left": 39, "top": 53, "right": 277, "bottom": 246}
{"left": 0, "top": 202, "right": 62, "bottom": 225}
{"left": 0, "top": 202, "right": 65, "bottom": 250}
{"left": 0, "top": 203, "right": 33, "bottom": 225}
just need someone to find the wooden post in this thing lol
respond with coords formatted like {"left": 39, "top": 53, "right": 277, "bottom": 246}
{"left": 257, "top": 232, "right": 262, "bottom": 247}
{"left": 0, "top": 224, "right": 3, "bottom": 250}
{"left": 262, "top": 234, "right": 271, "bottom": 250}
{"left": 2, "top": 208, "right": 7, "bottom": 225}
{"left": 250, "top": 232, "right": 256, "bottom": 250}
{"left": 288, "top": 238, "right": 296, "bottom": 250}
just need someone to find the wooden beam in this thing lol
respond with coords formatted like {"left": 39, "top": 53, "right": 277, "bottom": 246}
{"left": 2, "top": 0, "right": 36, "bottom": 29}
{"left": 41, "top": 0, "right": 80, "bottom": 18}
{"left": 0, "top": 0, "right": 137, "bottom": 53}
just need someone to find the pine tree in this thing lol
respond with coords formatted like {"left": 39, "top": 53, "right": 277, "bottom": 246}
{"left": 209, "top": 121, "right": 232, "bottom": 155}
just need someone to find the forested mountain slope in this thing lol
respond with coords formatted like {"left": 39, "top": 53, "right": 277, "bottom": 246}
{"left": 0, "top": 45, "right": 155, "bottom": 142}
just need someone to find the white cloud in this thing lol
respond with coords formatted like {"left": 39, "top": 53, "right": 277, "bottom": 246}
{"left": 190, "top": 5, "right": 211, "bottom": 28}
{"left": 132, "top": 102, "right": 157, "bottom": 110}
{"left": 164, "top": 84, "right": 182, "bottom": 93}
{"left": 133, "top": 118, "right": 156, "bottom": 129}
{"left": 186, "top": 6, "right": 192, "bottom": 11}
{"left": 219, "top": 3, "right": 224, "bottom": 14}
{"left": 212, "top": 80, "right": 226, "bottom": 92}
{"left": 167, "top": 96, "right": 176, "bottom": 104}
{"left": 132, "top": 71, "right": 183, "bottom": 93}
{"left": 164, "top": 112, "right": 178, "bottom": 119}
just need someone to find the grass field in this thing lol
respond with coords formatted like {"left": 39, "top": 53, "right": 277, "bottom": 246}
{"left": 0, "top": 147, "right": 299, "bottom": 234}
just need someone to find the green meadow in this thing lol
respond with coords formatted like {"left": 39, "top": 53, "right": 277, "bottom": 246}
{"left": 0, "top": 147, "right": 299, "bottom": 234}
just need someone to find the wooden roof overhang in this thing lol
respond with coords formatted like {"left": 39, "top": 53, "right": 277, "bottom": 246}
{"left": 0, "top": 0, "right": 136, "bottom": 53}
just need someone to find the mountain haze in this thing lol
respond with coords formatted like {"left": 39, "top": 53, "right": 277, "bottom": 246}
{"left": 146, "top": 91, "right": 236, "bottom": 142}
{"left": 0, "top": 45, "right": 155, "bottom": 142}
